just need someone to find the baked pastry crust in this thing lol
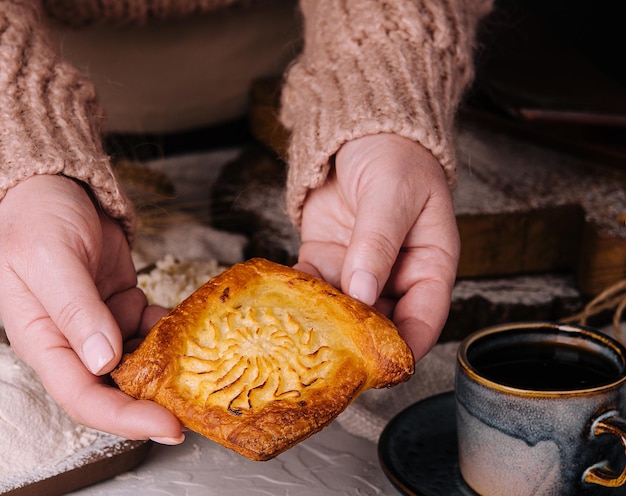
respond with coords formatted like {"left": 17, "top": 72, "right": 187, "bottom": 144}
{"left": 112, "top": 258, "right": 414, "bottom": 460}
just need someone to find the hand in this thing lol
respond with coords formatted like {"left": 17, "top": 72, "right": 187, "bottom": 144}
{"left": 0, "top": 175, "right": 182, "bottom": 443}
{"left": 294, "top": 133, "right": 460, "bottom": 361}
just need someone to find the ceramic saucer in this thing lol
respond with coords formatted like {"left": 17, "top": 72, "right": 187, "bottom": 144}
{"left": 378, "top": 392, "right": 478, "bottom": 496}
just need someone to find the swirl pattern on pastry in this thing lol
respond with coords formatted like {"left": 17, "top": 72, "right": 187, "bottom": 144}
{"left": 179, "top": 306, "right": 334, "bottom": 414}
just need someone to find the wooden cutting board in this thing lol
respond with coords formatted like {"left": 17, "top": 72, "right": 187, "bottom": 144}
{"left": 0, "top": 330, "right": 152, "bottom": 496}
{"left": 1, "top": 438, "right": 150, "bottom": 496}
{"left": 452, "top": 119, "right": 626, "bottom": 297}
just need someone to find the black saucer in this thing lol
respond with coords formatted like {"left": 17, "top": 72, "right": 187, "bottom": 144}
{"left": 378, "top": 392, "right": 478, "bottom": 496}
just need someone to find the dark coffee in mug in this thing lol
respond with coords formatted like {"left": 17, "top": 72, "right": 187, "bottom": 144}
{"left": 456, "top": 322, "right": 626, "bottom": 495}
{"left": 470, "top": 341, "right": 623, "bottom": 391}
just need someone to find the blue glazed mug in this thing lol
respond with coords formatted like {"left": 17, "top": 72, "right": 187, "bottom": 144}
{"left": 456, "top": 322, "right": 626, "bottom": 495}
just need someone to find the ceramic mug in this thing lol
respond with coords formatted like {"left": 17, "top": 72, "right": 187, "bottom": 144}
{"left": 455, "top": 322, "right": 626, "bottom": 496}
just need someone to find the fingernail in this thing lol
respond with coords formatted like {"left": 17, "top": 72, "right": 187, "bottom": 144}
{"left": 150, "top": 434, "right": 185, "bottom": 445}
{"left": 349, "top": 270, "right": 378, "bottom": 306}
{"left": 82, "top": 332, "right": 115, "bottom": 375}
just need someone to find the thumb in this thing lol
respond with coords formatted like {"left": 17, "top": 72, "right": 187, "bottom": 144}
{"left": 341, "top": 186, "right": 416, "bottom": 306}
{"left": 31, "top": 252, "right": 123, "bottom": 375}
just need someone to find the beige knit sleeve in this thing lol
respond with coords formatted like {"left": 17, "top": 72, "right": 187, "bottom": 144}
{"left": 42, "top": 0, "right": 238, "bottom": 26}
{"left": 280, "top": 0, "right": 493, "bottom": 225}
{"left": 0, "top": 1, "right": 135, "bottom": 238}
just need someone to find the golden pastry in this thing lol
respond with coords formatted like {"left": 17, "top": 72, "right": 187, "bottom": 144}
{"left": 112, "top": 258, "right": 414, "bottom": 460}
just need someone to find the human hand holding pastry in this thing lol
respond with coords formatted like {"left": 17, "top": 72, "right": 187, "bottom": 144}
{"left": 0, "top": 175, "right": 182, "bottom": 444}
{"left": 295, "top": 133, "right": 460, "bottom": 361}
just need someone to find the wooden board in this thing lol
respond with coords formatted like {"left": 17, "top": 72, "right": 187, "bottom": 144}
{"left": 1, "top": 438, "right": 150, "bottom": 496}
{"left": 452, "top": 120, "right": 626, "bottom": 297}
{"left": 0, "top": 330, "right": 152, "bottom": 496}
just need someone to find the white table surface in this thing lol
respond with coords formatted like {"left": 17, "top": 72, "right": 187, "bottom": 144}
{"left": 71, "top": 422, "right": 398, "bottom": 495}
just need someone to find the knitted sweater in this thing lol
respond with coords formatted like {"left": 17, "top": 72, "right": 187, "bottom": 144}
{"left": 0, "top": 0, "right": 492, "bottom": 237}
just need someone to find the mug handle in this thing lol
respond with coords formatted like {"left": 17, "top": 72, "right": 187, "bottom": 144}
{"left": 583, "top": 410, "right": 626, "bottom": 487}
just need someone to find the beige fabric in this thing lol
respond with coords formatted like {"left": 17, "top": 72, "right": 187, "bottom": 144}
{"left": 50, "top": 0, "right": 302, "bottom": 134}
{"left": 43, "top": 0, "right": 241, "bottom": 25}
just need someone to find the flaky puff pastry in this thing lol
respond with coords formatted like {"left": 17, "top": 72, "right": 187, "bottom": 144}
{"left": 112, "top": 258, "right": 414, "bottom": 460}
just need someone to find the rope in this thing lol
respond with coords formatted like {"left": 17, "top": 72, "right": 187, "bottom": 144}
{"left": 562, "top": 279, "right": 626, "bottom": 343}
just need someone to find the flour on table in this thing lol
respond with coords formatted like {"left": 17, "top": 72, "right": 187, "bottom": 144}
{"left": 0, "top": 343, "right": 98, "bottom": 479}
{"left": 137, "top": 254, "right": 227, "bottom": 308}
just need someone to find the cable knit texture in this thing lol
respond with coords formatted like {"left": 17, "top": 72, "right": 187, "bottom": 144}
{"left": 42, "top": 0, "right": 241, "bottom": 26}
{"left": 281, "top": 0, "right": 493, "bottom": 225}
{"left": 0, "top": 0, "right": 135, "bottom": 238}
{"left": 0, "top": 0, "right": 493, "bottom": 236}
